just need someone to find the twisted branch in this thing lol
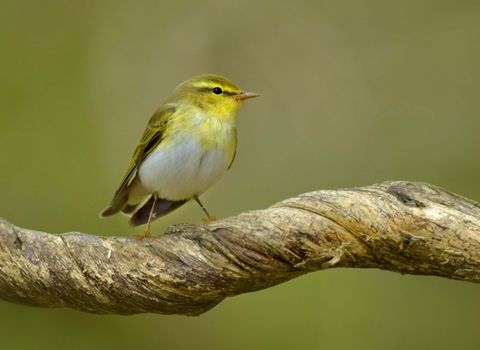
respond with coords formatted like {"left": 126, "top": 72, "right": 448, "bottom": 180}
{"left": 1, "top": 181, "right": 479, "bottom": 316}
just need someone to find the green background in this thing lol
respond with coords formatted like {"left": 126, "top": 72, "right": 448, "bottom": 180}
{"left": 1, "top": 1, "right": 480, "bottom": 349}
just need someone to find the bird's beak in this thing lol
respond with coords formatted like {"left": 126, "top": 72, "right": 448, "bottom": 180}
{"left": 234, "top": 91, "right": 260, "bottom": 101}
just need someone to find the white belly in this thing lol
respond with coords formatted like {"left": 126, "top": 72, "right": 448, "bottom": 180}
{"left": 137, "top": 137, "right": 232, "bottom": 200}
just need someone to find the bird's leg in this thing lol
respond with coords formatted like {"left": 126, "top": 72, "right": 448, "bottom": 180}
{"left": 133, "top": 194, "right": 158, "bottom": 238}
{"left": 194, "top": 196, "right": 216, "bottom": 222}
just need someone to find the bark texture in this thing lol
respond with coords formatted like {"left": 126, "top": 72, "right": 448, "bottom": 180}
{"left": 0, "top": 181, "right": 479, "bottom": 316}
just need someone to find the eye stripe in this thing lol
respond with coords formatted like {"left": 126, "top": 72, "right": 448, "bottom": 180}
{"left": 194, "top": 86, "right": 236, "bottom": 96}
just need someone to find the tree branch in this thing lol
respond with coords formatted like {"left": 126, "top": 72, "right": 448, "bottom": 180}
{"left": 1, "top": 181, "right": 479, "bottom": 316}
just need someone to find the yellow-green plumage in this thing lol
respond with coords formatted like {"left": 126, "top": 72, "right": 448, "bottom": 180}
{"left": 100, "top": 74, "right": 258, "bottom": 235}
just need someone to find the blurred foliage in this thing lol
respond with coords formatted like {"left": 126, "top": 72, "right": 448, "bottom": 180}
{"left": 1, "top": 1, "right": 480, "bottom": 349}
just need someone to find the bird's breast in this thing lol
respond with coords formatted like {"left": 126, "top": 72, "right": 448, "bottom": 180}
{"left": 137, "top": 123, "right": 237, "bottom": 201}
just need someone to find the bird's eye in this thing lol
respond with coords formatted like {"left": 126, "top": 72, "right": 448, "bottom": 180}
{"left": 212, "top": 87, "right": 223, "bottom": 95}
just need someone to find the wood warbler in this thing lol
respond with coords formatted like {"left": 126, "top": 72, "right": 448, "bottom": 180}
{"left": 100, "top": 74, "right": 259, "bottom": 237}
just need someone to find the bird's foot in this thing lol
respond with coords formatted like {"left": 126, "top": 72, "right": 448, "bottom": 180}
{"left": 202, "top": 216, "right": 217, "bottom": 223}
{"left": 133, "top": 229, "right": 151, "bottom": 238}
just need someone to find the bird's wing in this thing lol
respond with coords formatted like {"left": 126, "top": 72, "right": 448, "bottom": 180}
{"left": 100, "top": 104, "right": 176, "bottom": 216}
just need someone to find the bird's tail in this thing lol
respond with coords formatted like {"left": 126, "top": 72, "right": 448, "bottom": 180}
{"left": 128, "top": 196, "right": 188, "bottom": 227}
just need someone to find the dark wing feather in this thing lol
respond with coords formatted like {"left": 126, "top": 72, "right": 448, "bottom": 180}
{"left": 227, "top": 129, "right": 237, "bottom": 170}
{"left": 99, "top": 104, "right": 177, "bottom": 218}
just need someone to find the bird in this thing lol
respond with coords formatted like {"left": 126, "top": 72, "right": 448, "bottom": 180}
{"left": 99, "top": 74, "right": 259, "bottom": 237}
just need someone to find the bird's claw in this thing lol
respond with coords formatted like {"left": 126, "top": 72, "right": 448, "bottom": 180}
{"left": 133, "top": 230, "right": 151, "bottom": 238}
{"left": 202, "top": 216, "right": 217, "bottom": 223}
